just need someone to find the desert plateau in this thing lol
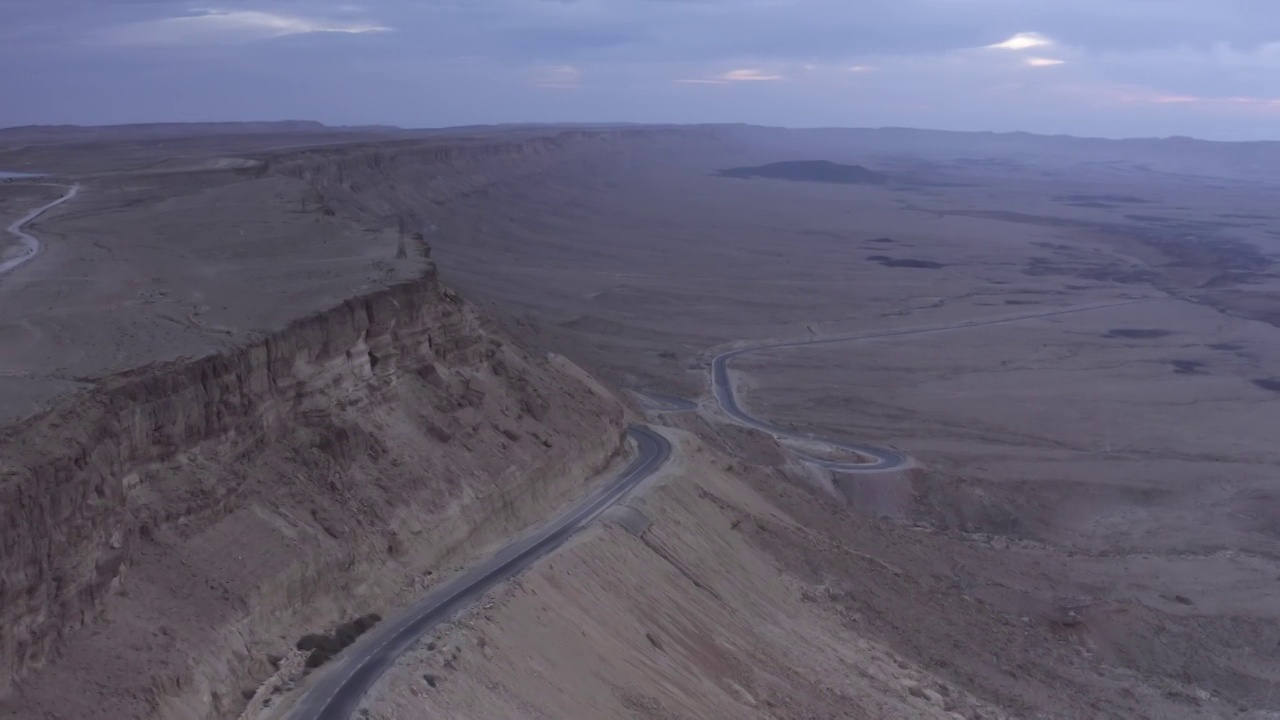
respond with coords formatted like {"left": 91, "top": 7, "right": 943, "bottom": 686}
{"left": 0, "top": 119, "right": 1278, "bottom": 720}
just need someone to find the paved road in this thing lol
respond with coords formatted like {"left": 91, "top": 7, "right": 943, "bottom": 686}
{"left": 711, "top": 298, "right": 1155, "bottom": 473}
{"left": 289, "top": 424, "right": 671, "bottom": 720}
{"left": 1, "top": 184, "right": 78, "bottom": 278}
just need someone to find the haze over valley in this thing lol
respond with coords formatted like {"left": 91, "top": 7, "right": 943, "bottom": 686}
{"left": 3, "top": 1, "right": 1280, "bottom": 719}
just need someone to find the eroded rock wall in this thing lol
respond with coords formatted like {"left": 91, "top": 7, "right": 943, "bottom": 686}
{"left": 0, "top": 260, "right": 626, "bottom": 718}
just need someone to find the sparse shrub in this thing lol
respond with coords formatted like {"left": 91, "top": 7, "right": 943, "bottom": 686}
{"left": 645, "top": 632, "right": 664, "bottom": 651}
{"left": 296, "top": 613, "right": 383, "bottom": 669}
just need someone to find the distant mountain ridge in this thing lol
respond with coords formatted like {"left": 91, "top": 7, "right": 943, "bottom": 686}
{"left": 717, "top": 159, "right": 890, "bottom": 185}
{"left": 0, "top": 121, "right": 405, "bottom": 145}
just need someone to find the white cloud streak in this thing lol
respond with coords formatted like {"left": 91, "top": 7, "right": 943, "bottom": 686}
{"left": 720, "top": 68, "right": 784, "bottom": 81}
{"left": 99, "top": 9, "right": 390, "bottom": 46}
{"left": 675, "top": 67, "right": 786, "bottom": 84}
{"left": 531, "top": 64, "right": 582, "bottom": 88}
{"left": 986, "top": 32, "right": 1053, "bottom": 51}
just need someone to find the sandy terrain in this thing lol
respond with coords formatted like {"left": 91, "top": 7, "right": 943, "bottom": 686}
{"left": 359, "top": 429, "right": 1012, "bottom": 720}
{"left": 363, "top": 128, "right": 1280, "bottom": 717}
{"left": 0, "top": 167, "right": 421, "bottom": 424}
{"left": 3, "top": 123, "right": 1280, "bottom": 719}
{"left": 0, "top": 183, "right": 63, "bottom": 268}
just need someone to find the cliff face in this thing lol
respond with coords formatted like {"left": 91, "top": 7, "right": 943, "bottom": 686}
{"left": 265, "top": 126, "right": 721, "bottom": 220}
{"left": 0, "top": 258, "right": 627, "bottom": 718}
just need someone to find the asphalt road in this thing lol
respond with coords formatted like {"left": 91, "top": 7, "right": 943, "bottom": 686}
{"left": 1, "top": 184, "right": 78, "bottom": 278}
{"left": 289, "top": 424, "right": 671, "bottom": 720}
{"left": 711, "top": 298, "right": 1155, "bottom": 473}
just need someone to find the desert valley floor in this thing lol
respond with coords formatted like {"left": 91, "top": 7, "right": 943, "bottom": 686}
{"left": 1, "top": 123, "right": 1278, "bottom": 719}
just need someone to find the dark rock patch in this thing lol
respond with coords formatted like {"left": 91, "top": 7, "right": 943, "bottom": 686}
{"left": 1252, "top": 378, "right": 1280, "bottom": 393}
{"left": 1056, "top": 194, "right": 1151, "bottom": 204}
{"left": 867, "top": 255, "right": 945, "bottom": 269}
{"left": 1064, "top": 201, "right": 1119, "bottom": 209}
{"left": 1170, "top": 360, "right": 1207, "bottom": 375}
{"left": 1105, "top": 329, "right": 1175, "bottom": 340}
{"left": 718, "top": 160, "right": 889, "bottom": 185}
{"left": 1024, "top": 258, "right": 1158, "bottom": 285}
{"left": 1217, "top": 213, "right": 1275, "bottom": 220}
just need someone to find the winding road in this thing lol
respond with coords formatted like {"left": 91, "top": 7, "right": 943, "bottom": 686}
{"left": 289, "top": 424, "right": 671, "bottom": 720}
{"left": 288, "top": 301, "right": 1155, "bottom": 718}
{"left": 1, "top": 183, "right": 78, "bottom": 278}
{"left": 710, "top": 298, "right": 1156, "bottom": 473}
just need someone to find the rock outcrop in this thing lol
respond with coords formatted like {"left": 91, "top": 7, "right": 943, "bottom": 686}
{"left": 0, "top": 257, "right": 627, "bottom": 718}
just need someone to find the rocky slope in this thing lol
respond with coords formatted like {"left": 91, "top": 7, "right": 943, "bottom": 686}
{"left": 0, "top": 252, "right": 627, "bottom": 718}
{"left": 359, "top": 418, "right": 1246, "bottom": 720}
{"left": 360, "top": 427, "right": 1011, "bottom": 720}
{"left": 0, "top": 127, "right": 727, "bottom": 720}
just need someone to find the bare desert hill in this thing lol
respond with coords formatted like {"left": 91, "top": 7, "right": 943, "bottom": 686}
{"left": 718, "top": 159, "right": 890, "bottom": 184}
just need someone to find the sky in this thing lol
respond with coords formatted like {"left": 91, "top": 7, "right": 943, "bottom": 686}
{"left": 1, "top": 0, "right": 1279, "bottom": 139}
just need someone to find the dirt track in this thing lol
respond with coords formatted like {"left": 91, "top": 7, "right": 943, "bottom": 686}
{"left": 1, "top": 183, "right": 77, "bottom": 277}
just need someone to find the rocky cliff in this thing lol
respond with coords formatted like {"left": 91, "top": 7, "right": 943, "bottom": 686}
{"left": 264, "top": 126, "right": 720, "bottom": 220}
{"left": 0, "top": 254, "right": 627, "bottom": 718}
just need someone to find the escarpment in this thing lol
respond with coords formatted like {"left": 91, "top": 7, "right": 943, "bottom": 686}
{"left": 0, "top": 258, "right": 628, "bottom": 718}
{"left": 264, "top": 126, "right": 722, "bottom": 221}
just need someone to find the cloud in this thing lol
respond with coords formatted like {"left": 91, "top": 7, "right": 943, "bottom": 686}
{"left": 98, "top": 9, "right": 389, "bottom": 46}
{"left": 720, "top": 68, "right": 784, "bottom": 81}
{"left": 5, "top": 0, "right": 1280, "bottom": 139}
{"left": 530, "top": 64, "right": 582, "bottom": 88}
{"left": 676, "top": 67, "right": 785, "bottom": 84}
{"left": 1053, "top": 81, "right": 1280, "bottom": 112}
{"left": 986, "top": 32, "right": 1053, "bottom": 51}
{"left": 1144, "top": 93, "right": 1280, "bottom": 109}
